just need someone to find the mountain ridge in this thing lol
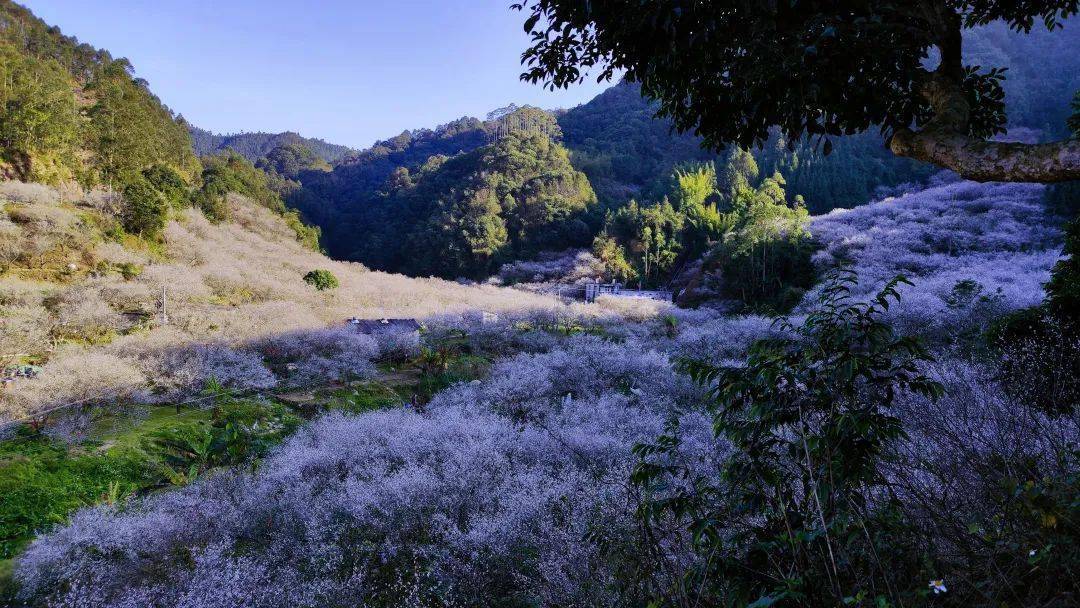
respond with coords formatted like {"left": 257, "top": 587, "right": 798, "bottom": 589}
{"left": 187, "top": 126, "right": 356, "bottom": 164}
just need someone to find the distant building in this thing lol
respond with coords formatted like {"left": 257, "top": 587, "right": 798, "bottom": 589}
{"left": 348, "top": 318, "right": 421, "bottom": 333}
{"left": 347, "top": 318, "right": 422, "bottom": 351}
{"left": 583, "top": 282, "right": 672, "bottom": 303}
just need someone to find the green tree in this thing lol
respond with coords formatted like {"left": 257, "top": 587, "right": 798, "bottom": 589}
{"left": 121, "top": 176, "right": 169, "bottom": 237}
{"left": 672, "top": 163, "right": 732, "bottom": 258}
{"left": 303, "top": 269, "right": 339, "bottom": 291}
{"left": 711, "top": 174, "right": 814, "bottom": 311}
{"left": 0, "top": 44, "right": 79, "bottom": 183}
{"left": 142, "top": 163, "right": 190, "bottom": 208}
{"left": 595, "top": 198, "right": 683, "bottom": 287}
{"left": 256, "top": 143, "right": 330, "bottom": 180}
{"left": 1045, "top": 98, "right": 1080, "bottom": 321}
{"left": 591, "top": 232, "right": 636, "bottom": 282}
{"left": 634, "top": 271, "right": 945, "bottom": 607}
{"left": 416, "top": 186, "right": 509, "bottom": 278}
{"left": 87, "top": 71, "right": 199, "bottom": 187}
{"left": 717, "top": 147, "right": 759, "bottom": 203}
{"left": 516, "top": 1, "right": 1080, "bottom": 182}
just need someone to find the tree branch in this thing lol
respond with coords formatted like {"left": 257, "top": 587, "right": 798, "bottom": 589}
{"left": 890, "top": 129, "right": 1080, "bottom": 182}
{"left": 886, "top": 7, "right": 1080, "bottom": 183}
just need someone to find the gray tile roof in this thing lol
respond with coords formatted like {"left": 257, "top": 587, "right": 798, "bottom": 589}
{"left": 347, "top": 318, "right": 421, "bottom": 333}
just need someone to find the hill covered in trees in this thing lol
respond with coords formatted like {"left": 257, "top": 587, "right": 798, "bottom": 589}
{"left": 188, "top": 127, "right": 355, "bottom": 164}
{"left": 0, "top": 0, "right": 198, "bottom": 187}
{"left": 289, "top": 107, "right": 591, "bottom": 276}
{"left": 286, "top": 19, "right": 1079, "bottom": 281}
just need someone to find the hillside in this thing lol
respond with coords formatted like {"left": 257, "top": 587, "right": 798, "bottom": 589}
{"left": 188, "top": 126, "right": 355, "bottom": 164}
{"left": 0, "top": 0, "right": 198, "bottom": 186}
{"left": 291, "top": 107, "right": 593, "bottom": 276}
{"left": 0, "top": 180, "right": 557, "bottom": 424}
{"left": 9, "top": 176, "right": 1073, "bottom": 607}
{"left": 285, "top": 19, "right": 1080, "bottom": 281}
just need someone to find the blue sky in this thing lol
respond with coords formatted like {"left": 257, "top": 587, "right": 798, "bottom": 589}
{"left": 22, "top": 0, "right": 615, "bottom": 149}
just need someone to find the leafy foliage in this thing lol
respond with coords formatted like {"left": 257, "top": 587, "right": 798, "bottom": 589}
{"left": 120, "top": 176, "right": 169, "bottom": 237}
{"left": 0, "top": 1, "right": 199, "bottom": 187}
{"left": 514, "top": 1, "right": 1077, "bottom": 164}
{"left": 989, "top": 306, "right": 1080, "bottom": 417}
{"left": 634, "top": 271, "right": 945, "bottom": 607}
{"left": 0, "top": 44, "right": 79, "bottom": 184}
{"left": 0, "top": 429, "right": 152, "bottom": 560}
{"left": 141, "top": 163, "right": 190, "bottom": 208}
{"left": 147, "top": 387, "right": 300, "bottom": 485}
{"left": 593, "top": 153, "right": 814, "bottom": 308}
{"left": 256, "top": 143, "right": 330, "bottom": 180}
{"left": 302, "top": 269, "right": 339, "bottom": 291}
{"left": 1045, "top": 177, "right": 1080, "bottom": 322}
{"left": 337, "top": 119, "right": 596, "bottom": 278}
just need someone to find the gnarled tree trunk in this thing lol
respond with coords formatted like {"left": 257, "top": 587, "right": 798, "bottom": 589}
{"left": 889, "top": 3, "right": 1080, "bottom": 183}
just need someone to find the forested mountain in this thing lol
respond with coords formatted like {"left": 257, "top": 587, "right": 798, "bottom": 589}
{"left": 288, "top": 19, "right": 1079, "bottom": 280}
{"left": 560, "top": 81, "right": 935, "bottom": 214}
{"left": 188, "top": 126, "right": 355, "bottom": 164}
{"left": 0, "top": 2, "right": 325, "bottom": 256}
{"left": 0, "top": 0, "right": 198, "bottom": 186}
{"left": 293, "top": 108, "right": 593, "bottom": 278}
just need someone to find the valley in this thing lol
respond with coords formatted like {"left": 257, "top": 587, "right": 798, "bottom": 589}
{"left": 1, "top": 1, "right": 1079, "bottom": 607}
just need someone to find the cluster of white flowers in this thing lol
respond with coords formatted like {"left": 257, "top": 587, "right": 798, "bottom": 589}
{"left": 8, "top": 173, "right": 1070, "bottom": 606}
{"left": 807, "top": 179, "right": 1060, "bottom": 340}
{"left": 496, "top": 248, "right": 608, "bottom": 285}
{"left": 15, "top": 334, "right": 718, "bottom": 607}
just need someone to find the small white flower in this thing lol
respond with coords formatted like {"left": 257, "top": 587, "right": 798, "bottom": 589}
{"left": 1029, "top": 549, "right": 1037, "bottom": 557}
{"left": 929, "top": 579, "right": 947, "bottom": 594}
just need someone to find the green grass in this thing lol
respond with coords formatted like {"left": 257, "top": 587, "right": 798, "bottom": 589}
{"left": 0, "top": 398, "right": 300, "bottom": 563}
{"left": 0, "top": 557, "right": 16, "bottom": 605}
{"left": 88, "top": 405, "right": 214, "bottom": 453}
{"left": 0, "top": 367, "right": 427, "bottom": 597}
{"left": 415, "top": 353, "right": 491, "bottom": 401}
{"left": 321, "top": 382, "right": 407, "bottom": 413}
{"left": 0, "top": 429, "right": 155, "bottom": 560}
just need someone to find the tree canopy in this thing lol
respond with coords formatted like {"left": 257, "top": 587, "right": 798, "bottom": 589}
{"left": 0, "top": 0, "right": 199, "bottom": 187}
{"left": 514, "top": 0, "right": 1080, "bottom": 182}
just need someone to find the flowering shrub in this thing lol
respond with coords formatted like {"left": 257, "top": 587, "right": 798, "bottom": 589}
{"left": 496, "top": 248, "right": 607, "bottom": 284}
{"left": 807, "top": 180, "right": 1060, "bottom": 340}
{"left": 635, "top": 271, "right": 945, "bottom": 607}
{"left": 256, "top": 327, "right": 377, "bottom": 383}
{"left": 15, "top": 338, "right": 715, "bottom": 607}
{"left": 0, "top": 180, "right": 60, "bottom": 205}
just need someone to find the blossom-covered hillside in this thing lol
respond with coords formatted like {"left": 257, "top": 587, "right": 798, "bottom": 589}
{"left": 12, "top": 176, "right": 1074, "bottom": 607}
{"left": 807, "top": 177, "right": 1061, "bottom": 337}
{"left": 0, "top": 181, "right": 558, "bottom": 423}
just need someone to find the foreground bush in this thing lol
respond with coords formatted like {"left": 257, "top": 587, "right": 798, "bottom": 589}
{"left": 636, "top": 271, "right": 945, "bottom": 606}
{"left": 635, "top": 270, "right": 1080, "bottom": 607}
